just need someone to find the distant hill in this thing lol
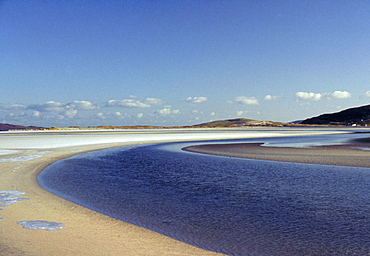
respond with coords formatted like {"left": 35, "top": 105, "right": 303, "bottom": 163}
{"left": 0, "top": 123, "right": 43, "bottom": 131}
{"left": 194, "top": 118, "right": 283, "bottom": 127}
{"left": 301, "top": 104, "right": 370, "bottom": 126}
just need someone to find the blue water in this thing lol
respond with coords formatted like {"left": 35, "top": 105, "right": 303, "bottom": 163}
{"left": 38, "top": 134, "right": 370, "bottom": 255}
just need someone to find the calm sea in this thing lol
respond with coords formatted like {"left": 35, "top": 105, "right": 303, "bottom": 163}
{"left": 38, "top": 133, "right": 370, "bottom": 255}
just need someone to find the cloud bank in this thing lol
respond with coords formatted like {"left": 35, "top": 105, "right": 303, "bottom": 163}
{"left": 27, "top": 100, "right": 98, "bottom": 112}
{"left": 295, "top": 91, "right": 351, "bottom": 101}
{"left": 28, "top": 101, "right": 66, "bottom": 112}
{"left": 2, "top": 100, "right": 98, "bottom": 120}
{"left": 1, "top": 90, "right": 364, "bottom": 127}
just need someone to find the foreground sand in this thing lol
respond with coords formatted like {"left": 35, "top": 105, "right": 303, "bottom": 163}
{"left": 0, "top": 143, "right": 228, "bottom": 256}
{"left": 0, "top": 128, "right": 353, "bottom": 255}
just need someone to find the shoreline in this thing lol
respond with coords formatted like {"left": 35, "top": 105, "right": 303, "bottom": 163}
{"left": 0, "top": 143, "right": 225, "bottom": 256}
{"left": 182, "top": 139, "right": 370, "bottom": 168}
{"left": 0, "top": 128, "right": 359, "bottom": 255}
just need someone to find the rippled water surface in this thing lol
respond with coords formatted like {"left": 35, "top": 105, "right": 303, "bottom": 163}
{"left": 38, "top": 134, "right": 370, "bottom": 255}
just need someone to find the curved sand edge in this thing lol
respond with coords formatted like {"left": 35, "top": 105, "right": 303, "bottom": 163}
{"left": 183, "top": 142, "right": 370, "bottom": 168}
{"left": 0, "top": 143, "right": 224, "bottom": 256}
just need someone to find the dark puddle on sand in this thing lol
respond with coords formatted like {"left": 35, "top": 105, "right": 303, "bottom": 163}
{"left": 38, "top": 134, "right": 370, "bottom": 255}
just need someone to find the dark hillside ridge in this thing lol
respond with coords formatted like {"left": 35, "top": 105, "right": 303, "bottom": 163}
{"left": 0, "top": 123, "right": 43, "bottom": 131}
{"left": 301, "top": 104, "right": 370, "bottom": 126}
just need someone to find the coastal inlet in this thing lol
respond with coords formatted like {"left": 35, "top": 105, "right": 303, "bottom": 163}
{"left": 38, "top": 137, "right": 370, "bottom": 256}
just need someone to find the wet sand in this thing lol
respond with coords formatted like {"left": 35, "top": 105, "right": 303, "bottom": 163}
{"left": 183, "top": 139, "right": 370, "bottom": 168}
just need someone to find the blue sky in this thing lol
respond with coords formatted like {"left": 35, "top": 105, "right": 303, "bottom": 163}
{"left": 1, "top": 0, "right": 370, "bottom": 127}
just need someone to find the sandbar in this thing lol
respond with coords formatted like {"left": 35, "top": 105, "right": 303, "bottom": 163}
{"left": 182, "top": 138, "right": 370, "bottom": 168}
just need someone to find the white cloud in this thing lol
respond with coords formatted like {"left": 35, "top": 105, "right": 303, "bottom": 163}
{"left": 67, "top": 100, "right": 97, "bottom": 110}
{"left": 295, "top": 92, "right": 323, "bottom": 101}
{"left": 137, "top": 113, "right": 144, "bottom": 118}
{"left": 26, "top": 100, "right": 98, "bottom": 116}
{"left": 157, "top": 108, "right": 171, "bottom": 115}
{"left": 232, "top": 96, "right": 259, "bottom": 105}
{"left": 28, "top": 101, "right": 65, "bottom": 112}
{"left": 106, "top": 98, "right": 162, "bottom": 108}
{"left": 264, "top": 95, "right": 277, "bottom": 100}
{"left": 210, "top": 112, "right": 215, "bottom": 116}
{"left": 185, "top": 96, "right": 208, "bottom": 103}
{"left": 3, "top": 104, "right": 26, "bottom": 110}
{"left": 156, "top": 108, "right": 180, "bottom": 116}
{"left": 330, "top": 91, "right": 351, "bottom": 99}
{"left": 296, "top": 91, "right": 351, "bottom": 101}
